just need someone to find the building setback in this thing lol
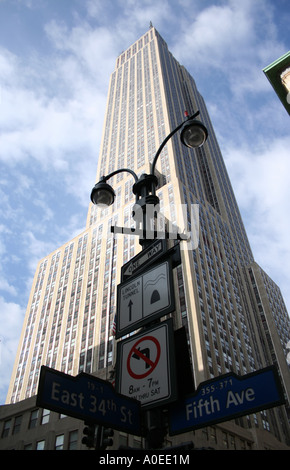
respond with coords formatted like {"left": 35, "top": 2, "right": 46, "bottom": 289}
{"left": 1, "top": 26, "right": 290, "bottom": 450}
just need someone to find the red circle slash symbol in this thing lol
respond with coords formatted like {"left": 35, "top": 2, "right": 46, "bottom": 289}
{"left": 127, "top": 336, "right": 161, "bottom": 379}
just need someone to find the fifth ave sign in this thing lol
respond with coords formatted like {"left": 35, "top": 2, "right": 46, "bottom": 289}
{"left": 169, "top": 366, "right": 285, "bottom": 435}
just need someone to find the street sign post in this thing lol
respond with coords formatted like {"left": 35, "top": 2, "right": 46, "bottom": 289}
{"left": 36, "top": 366, "right": 142, "bottom": 436}
{"left": 116, "top": 259, "right": 175, "bottom": 338}
{"left": 169, "top": 366, "right": 285, "bottom": 435}
{"left": 116, "top": 319, "right": 177, "bottom": 410}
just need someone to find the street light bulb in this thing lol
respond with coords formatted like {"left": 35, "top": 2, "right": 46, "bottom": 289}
{"left": 180, "top": 119, "right": 208, "bottom": 148}
{"left": 90, "top": 181, "right": 115, "bottom": 207}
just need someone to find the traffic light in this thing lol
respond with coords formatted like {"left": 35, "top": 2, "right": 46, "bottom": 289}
{"left": 100, "top": 427, "right": 114, "bottom": 449}
{"left": 82, "top": 421, "right": 96, "bottom": 448}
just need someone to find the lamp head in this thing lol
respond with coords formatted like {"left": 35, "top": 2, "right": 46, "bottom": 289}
{"left": 180, "top": 119, "right": 208, "bottom": 148}
{"left": 90, "top": 180, "right": 115, "bottom": 207}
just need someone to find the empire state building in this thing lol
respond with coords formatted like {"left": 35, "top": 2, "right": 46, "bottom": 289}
{"left": 4, "top": 26, "right": 290, "bottom": 449}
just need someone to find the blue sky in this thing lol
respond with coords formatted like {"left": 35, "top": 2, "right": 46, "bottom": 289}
{"left": 0, "top": 0, "right": 289, "bottom": 405}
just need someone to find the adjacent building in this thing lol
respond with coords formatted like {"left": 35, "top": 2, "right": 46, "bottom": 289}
{"left": 1, "top": 26, "right": 290, "bottom": 450}
{"left": 263, "top": 50, "right": 290, "bottom": 115}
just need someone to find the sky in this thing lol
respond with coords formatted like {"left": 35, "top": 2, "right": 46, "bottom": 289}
{"left": 0, "top": 0, "right": 289, "bottom": 405}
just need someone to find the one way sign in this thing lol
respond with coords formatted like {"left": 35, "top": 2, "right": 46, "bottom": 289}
{"left": 121, "top": 239, "right": 166, "bottom": 281}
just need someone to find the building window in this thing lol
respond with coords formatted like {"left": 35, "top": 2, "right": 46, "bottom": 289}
{"left": 133, "top": 436, "right": 142, "bottom": 448}
{"left": 36, "top": 440, "right": 45, "bottom": 450}
{"left": 13, "top": 415, "right": 22, "bottom": 435}
{"left": 1, "top": 419, "right": 11, "bottom": 438}
{"left": 229, "top": 434, "right": 236, "bottom": 449}
{"left": 24, "top": 443, "right": 33, "bottom": 450}
{"left": 222, "top": 431, "right": 229, "bottom": 448}
{"left": 209, "top": 426, "right": 217, "bottom": 444}
{"left": 119, "top": 432, "right": 128, "bottom": 448}
{"left": 41, "top": 409, "right": 50, "bottom": 424}
{"left": 55, "top": 434, "right": 64, "bottom": 450}
{"left": 68, "top": 430, "right": 78, "bottom": 450}
{"left": 29, "top": 409, "right": 39, "bottom": 429}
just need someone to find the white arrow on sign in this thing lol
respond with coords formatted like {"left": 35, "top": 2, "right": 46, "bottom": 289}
{"left": 119, "top": 277, "right": 142, "bottom": 331}
{"left": 122, "top": 240, "right": 165, "bottom": 278}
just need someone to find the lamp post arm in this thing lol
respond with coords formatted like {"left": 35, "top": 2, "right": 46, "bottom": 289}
{"left": 101, "top": 167, "right": 139, "bottom": 184}
{"left": 150, "top": 111, "right": 200, "bottom": 175}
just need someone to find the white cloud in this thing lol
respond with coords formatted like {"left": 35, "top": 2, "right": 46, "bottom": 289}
{"left": 0, "top": 23, "right": 108, "bottom": 212}
{"left": 224, "top": 137, "right": 290, "bottom": 209}
{"left": 22, "top": 230, "right": 57, "bottom": 271}
{"left": 171, "top": 1, "right": 285, "bottom": 99}
{"left": 0, "top": 296, "right": 24, "bottom": 404}
{"left": 224, "top": 136, "right": 290, "bottom": 308}
{"left": 44, "top": 19, "right": 117, "bottom": 83}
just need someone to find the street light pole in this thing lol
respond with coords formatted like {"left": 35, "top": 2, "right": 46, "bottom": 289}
{"left": 90, "top": 110, "right": 208, "bottom": 448}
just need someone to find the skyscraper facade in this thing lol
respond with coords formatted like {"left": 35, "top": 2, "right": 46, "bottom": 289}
{"left": 6, "top": 26, "right": 290, "bottom": 447}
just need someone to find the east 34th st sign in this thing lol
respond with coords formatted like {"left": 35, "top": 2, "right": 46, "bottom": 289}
{"left": 36, "top": 366, "right": 142, "bottom": 436}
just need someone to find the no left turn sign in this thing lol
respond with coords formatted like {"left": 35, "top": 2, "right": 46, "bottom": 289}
{"left": 127, "top": 335, "right": 161, "bottom": 379}
{"left": 116, "top": 319, "right": 177, "bottom": 409}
